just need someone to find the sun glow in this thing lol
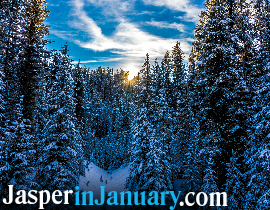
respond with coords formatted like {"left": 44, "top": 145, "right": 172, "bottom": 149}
{"left": 125, "top": 64, "right": 140, "bottom": 80}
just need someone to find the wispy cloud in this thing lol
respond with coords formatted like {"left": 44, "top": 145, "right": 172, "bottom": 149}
{"left": 49, "top": 29, "right": 78, "bottom": 39}
{"left": 142, "top": 0, "right": 202, "bottom": 23}
{"left": 86, "top": 0, "right": 136, "bottom": 18}
{"left": 71, "top": 60, "right": 98, "bottom": 64}
{"left": 48, "top": 3, "right": 60, "bottom": 6}
{"left": 48, "top": 0, "right": 202, "bottom": 74}
{"left": 71, "top": 57, "right": 123, "bottom": 64}
{"left": 146, "top": 20, "right": 186, "bottom": 33}
{"left": 69, "top": 0, "right": 193, "bottom": 58}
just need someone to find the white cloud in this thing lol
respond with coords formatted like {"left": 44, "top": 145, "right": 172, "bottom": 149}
{"left": 146, "top": 20, "right": 186, "bottom": 33}
{"left": 49, "top": 29, "right": 78, "bottom": 39}
{"left": 48, "top": 0, "right": 201, "bottom": 76}
{"left": 73, "top": 57, "right": 123, "bottom": 64}
{"left": 70, "top": 0, "right": 192, "bottom": 58}
{"left": 85, "top": 0, "right": 136, "bottom": 18}
{"left": 71, "top": 60, "right": 98, "bottom": 64}
{"left": 48, "top": 3, "right": 60, "bottom": 6}
{"left": 142, "top": 0, "right": 202, "bottom": 23}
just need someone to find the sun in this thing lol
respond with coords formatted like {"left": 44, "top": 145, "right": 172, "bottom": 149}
{"left": 124, "top": 64, "right": 140, "bottom": 80}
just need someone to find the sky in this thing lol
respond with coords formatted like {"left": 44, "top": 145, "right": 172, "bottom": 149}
{"left": 45, "top": 0, "right": 205, "bottom": 79}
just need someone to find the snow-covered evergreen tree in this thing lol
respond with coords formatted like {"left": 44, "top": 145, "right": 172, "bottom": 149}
{"left": 19, "top": 0, "right": 49, "bottom": 125}
{"left": 6, "top": 98, "right": 34, "bottom": 189}
{"left": 0, "top": 56, "right": 7, "bottom": 201}
{"left": 169, "top": 41, "right": 190, "bottom": 179}
{"left": 126, "top": 54, "right": 173, "bottom": 209}
{"left": 251, "top": 0, "right": 270, "bottom": 73}
{"left": 126, "top": 109, "right": 173, "bottom": 209}
{"left": 243, "top": 1, "right": 270, "bottom": 208}
{"left": 36, "top": 46, "right": 84, "bottom": 201}
{"left": 244, "top": 62, "right": 270, "bottom": 208}
{"left": 110, "top": 69, "right": 131, "bottom": 168}
{"left": 185, "top": 0, "right": 255, "bottom": 195}
{"left": 74, "top": 61, "right": 86, "bottom": 128}
{"left": 202, "top": 153, "right": 221, "bottom": 210}
{"left": 0, "top": 0, "right": 37, "bottom": 202}
{"left": 226, "top": 153, "right": 246, "bottom": 210}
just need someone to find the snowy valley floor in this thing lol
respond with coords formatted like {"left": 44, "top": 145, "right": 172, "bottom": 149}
{"left": 79, "top": 163, "right": 188, "bottom": 210}
{"left": 79, "top": 162, "right": 130, "bottom": 210}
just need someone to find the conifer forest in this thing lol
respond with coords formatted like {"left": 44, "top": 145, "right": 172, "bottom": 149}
{"left": 0, "top": 0, "right": 270, "bottom": 209}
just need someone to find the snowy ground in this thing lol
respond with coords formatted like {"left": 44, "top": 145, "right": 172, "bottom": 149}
{"left": 78, "top": 163, "right": 189, "bottom": 210}
{"left": 79, "top": 162, "right": 130, "bottom": 210}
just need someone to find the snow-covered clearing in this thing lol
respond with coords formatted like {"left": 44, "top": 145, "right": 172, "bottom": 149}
{"left": 79, "top": 163, "right": 186, "bottom": 210}
{"left": 79, "top": 162, "right": 130, "bottom": 210}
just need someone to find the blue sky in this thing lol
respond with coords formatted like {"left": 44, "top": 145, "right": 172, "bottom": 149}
{"left": 45, "top": 0, "right": 205, "bottom": 79}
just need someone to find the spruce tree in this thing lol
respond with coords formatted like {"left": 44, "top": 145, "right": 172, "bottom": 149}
{"left": 0, "top": 0, "right": 36, "bottom": 201}
{"left": 169, "top": 41, "right": 190, "bottom": 178}
{"left": 19, "top": 0, "right": 49, "bottom": 125}
{"left": 251, "top": 0, "right": 270, "bottom": 74}
{"left": 186, "top": 0, "right": 255, "bottom": 199}
{"left": 0, "top": 56, "right": 7, "bottom": 201}
{"left": 242, "top": 1, "right": 270, "bottom": 208}
{"left": 111, "top": 68, "right": 131, "bottom": 168}
{"left": 226, "top": 153, "right": 246, "bottom": 209}
{"left": 126, "top": 109, "right": 173, "bottom": 209}
{"left": 74, "top": 61, "right": 86, "bottom": 127}
{"left": 126, "top": 54, "right": 173, "bottom": 209}
{"left": 244, "top": 46, "right": 270, "bottom": 208}
{"left": 36, "top": 46, "right": 84, "bottom": 199}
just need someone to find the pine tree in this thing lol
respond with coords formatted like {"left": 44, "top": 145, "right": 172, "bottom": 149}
{"left": 138, "top": 54, "right": 152, "bottom": 114}
{"left": 35, "top": 47, "right": 51, "bottom": 167}
{"left": 74, "top": 61, "right": 86, "bottom": 126}
{"left": 251, "top": 0, "right": 270, "bottom": 74}
{"left": 126, "top": 110, "right": 173, "bottom": 209}
{"left": 226, "top": 153, "right": 246, "bottom": 209}
{"left": 0, "top": 55, "right": 7, "bottom": 201}
{"left": 242, "top": 1, "right": 270, "bottom": 208}
{"left": 244, "top": 49, "right": 270, "bottom": 208}
{"left": 78, "top": 66, "right": 94, "bottom": 162}
{"left": 162, "top": 51, "right": 172, "bottom": 106}
{"left": 83, "top": 85, "right": 101, "bottom": 162}
{"left": 202, "top": 154, "right": 221, "bottom": 210}
{"left": 36, "top": 46, "right": 84, "bottom": 203}
{"left": 110, "top": 68, "right": 131, "bottom": 168}
{"left": 1, "top": 101, "right": 35, "bottom": 210}
{"left": 126, "top": 54, "right": 173, "bottom": 209}
{"left": 182, "top": 129, "right": 203, "bottom": 195}
{"left": 186, "top": 0, "right": 255, "bottom": 194}
{"left": 245, "top": 142, "right": 270, "bottom": 209}
{"left": 0, "top": 0, "right": 36, "bottom": 201}
{"left": 169, "top": 41, "right": 190, "bottom": 179}
{"left": 19, "top": 0, "right": 49, "bottom": 125}
{"left": 7, "top": 98, "right": 34, "bottom": 189}
{"left": 0, "top": 0, "right": 23, "bottom": 130}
